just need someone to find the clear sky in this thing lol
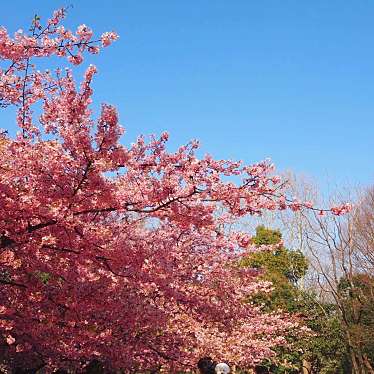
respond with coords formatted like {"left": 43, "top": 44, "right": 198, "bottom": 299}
{"left": 1, "top": 1, "right": 373, "bottom": 190}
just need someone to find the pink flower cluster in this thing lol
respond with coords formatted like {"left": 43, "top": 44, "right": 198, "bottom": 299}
{"left": 331, "top": 202, "right": 353, "bottom": 216}
{"left": 0, "top": 8, "right": 349, "bottom": 373}
{"left": 101, "top": 31, "right": 118, "bottom": 47}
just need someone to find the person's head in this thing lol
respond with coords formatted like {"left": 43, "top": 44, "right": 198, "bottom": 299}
{"left": 197, "top": 357, "right": 216, "bottom": 374}
{"left": 215, "top": 362, "right": 230, "bottom": 374}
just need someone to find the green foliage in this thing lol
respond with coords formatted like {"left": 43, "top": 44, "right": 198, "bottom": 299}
{"left": 241, "top": 226, "right": 351, "bottom": 373}
{"left": 241, "top": 226, "right": 308, "bottom": 372}
{"left": 243, "top": 226, "right": 308, "bottom": 285}
{"left": 240, "top": 226, "right": 374, "bottom": 373}
{"left": 34, "top": 270, "right": 51, "bottom": 284}
{"left": 295, "top": 293, "right": 349, "bottom": 374}
{"left": 337, "top": 274, "right": 374, "bottom": 365}
{"left": 251, "top": 225, "right": 282, "bottom": 246}
{"left": 241, "top": 226, "right": 308, "bottom": 313}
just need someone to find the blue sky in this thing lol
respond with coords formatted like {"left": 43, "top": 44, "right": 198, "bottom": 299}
{"left": 1, "top": 1, "right": 373, "bottom": 190}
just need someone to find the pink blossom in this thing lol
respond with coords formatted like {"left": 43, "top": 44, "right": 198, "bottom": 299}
{"left": 289, "top": 200, "right": 302, "bottom": 211}
{"left": 6, "top": 335, "right": 15, "bottom": 345}
{"left": 331, "top": 202, "right": 353, "bottom": 216}
{"left": 76, "top": 24, "right": 93, "bottom": 41}
{"left": 304, "top": 200, "right": 313, "bottom": 209}
{"left": 68, "top": 54, "right": 83, "bottom": 65}
{"left": 0, "top": 8, "right": 344, "bottom": 372}
{"left": 101, "top": 31, "right": 118, "bottom": 47}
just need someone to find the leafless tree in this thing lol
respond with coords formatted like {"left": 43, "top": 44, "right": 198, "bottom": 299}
{"left": 278, "top": 175, "right": 374, "bottom": 374}
{"left": 352, "top": 186, "right": 374, "bottom": 274}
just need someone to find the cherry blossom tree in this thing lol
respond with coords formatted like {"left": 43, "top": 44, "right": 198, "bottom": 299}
{"left": 0, "top": 9, "right": 351, "bottom": 372}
